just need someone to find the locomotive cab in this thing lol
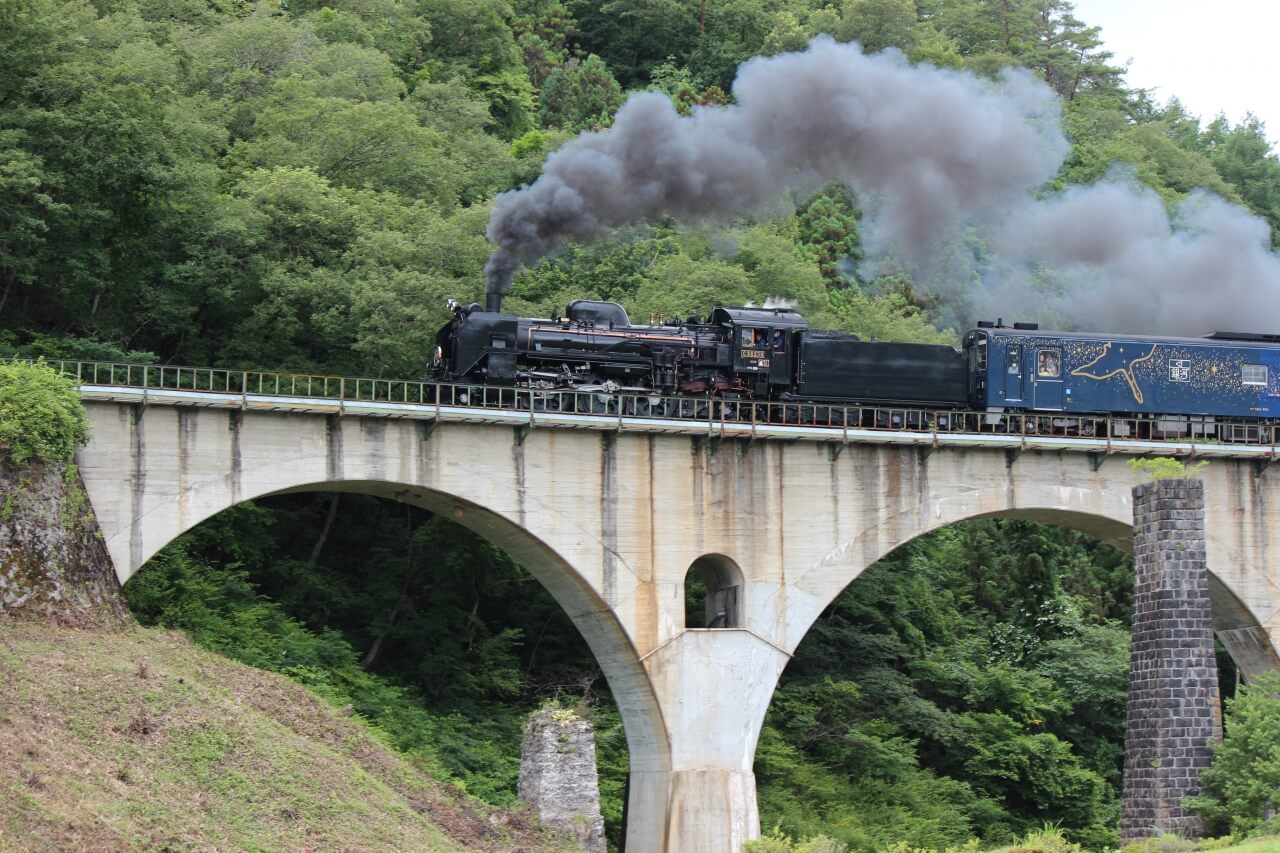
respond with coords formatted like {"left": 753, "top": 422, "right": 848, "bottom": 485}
{"left": 432, "top": 300, "right": 518, "bottom": 384}
{"left": 711, "top": 307, "right": 807, "bottom": 396}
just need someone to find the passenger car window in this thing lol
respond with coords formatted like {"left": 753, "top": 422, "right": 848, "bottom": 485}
{"left": 1242, "top": 364, "right": 1268, "bottom": 385}
{"left": 1007, "top": 348, "right": 1020, "bottom": 374}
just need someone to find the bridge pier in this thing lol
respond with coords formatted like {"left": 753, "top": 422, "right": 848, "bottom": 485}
{"left": 633, "top": 629, "right": 789, "bottom": 851}
{"left": 1121, "top": 479, "right": 1222, "bottom": 841}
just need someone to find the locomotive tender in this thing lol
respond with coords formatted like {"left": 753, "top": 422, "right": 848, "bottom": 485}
{"left": 431, "top": 297, "right": 1280, "bottom": 436}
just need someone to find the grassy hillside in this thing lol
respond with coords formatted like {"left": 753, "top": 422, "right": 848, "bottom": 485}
{"left": 0, "top": 621, "right": 572, "bottom": 852}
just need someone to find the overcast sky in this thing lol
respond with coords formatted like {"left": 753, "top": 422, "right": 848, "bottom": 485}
{"left": 1069, "top": 0, "right": 1279, "bottom": 148}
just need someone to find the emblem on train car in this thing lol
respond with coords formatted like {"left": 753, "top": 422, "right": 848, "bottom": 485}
{"left": 1070, "top": 342, "right": 1159, "bottom": 404}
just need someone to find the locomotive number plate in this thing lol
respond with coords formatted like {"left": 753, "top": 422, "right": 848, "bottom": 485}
{"left": 741, "top": 348, "right": 766, "bottom": 360}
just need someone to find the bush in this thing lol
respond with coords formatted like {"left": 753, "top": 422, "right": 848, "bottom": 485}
{"left": 1127, "top": 457, "right": 1208, "bottom": 481}
{"left": 744, "top": 830, "right": 846, "bottom": 853}
{"left": 1117, "top": 833, "right": 1196, "bottom": 853}
{"left": 1187, "top": 673, "right": 1280, "bottom": 835}
{"left": 0, "top": 359, "right": 90, "bottom": 465}
{"left": 996, "top": 825, "right": 1085, "bottom": 852}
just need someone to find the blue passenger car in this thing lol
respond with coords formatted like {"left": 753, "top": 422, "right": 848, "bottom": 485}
{"left": 964, "top": 327, "right": 1280, "bottom": 419}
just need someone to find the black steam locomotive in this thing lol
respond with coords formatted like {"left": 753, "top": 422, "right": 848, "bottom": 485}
{"left": 430, "top": 297, "right": 970, "bottom": 409}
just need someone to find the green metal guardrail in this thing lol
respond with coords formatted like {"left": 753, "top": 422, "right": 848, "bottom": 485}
{"left": 30, "top": 357, "right": 1280, "bottom": 449}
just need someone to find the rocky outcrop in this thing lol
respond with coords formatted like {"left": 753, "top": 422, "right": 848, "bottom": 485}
{"left": 518, "top": 708, "right": 606, "bottom": 853}
{"left": 0, "top": 457, "right": 128, "bottom": 628}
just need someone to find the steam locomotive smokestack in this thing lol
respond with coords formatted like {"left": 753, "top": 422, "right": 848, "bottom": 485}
{"left": 486, "top": 291, "right": 503, "bottom": 313}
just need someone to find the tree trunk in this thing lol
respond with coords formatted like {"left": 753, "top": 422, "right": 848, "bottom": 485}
{"left": 359, "top": 504, "right": 418, "bottom": 671}
{"left": 0, "top": 270, "right": 14, "bottom": 319}
{"left": 306, "top": 493, "right": 341, "bottom": 571}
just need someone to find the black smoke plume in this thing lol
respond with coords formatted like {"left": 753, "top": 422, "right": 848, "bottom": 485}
{"left": 486, "top": 37, "right": 1280, "bottom": 335}
{"left": 485, "top": 36, "right": 1066, "bottom": 300}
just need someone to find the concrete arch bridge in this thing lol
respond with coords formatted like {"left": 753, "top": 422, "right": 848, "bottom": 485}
{"left": 66, "top": 366, "right": 1280, "bottom": 852}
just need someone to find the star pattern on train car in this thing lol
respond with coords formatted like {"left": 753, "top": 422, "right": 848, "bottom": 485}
{"left": 1070, "top": 342, "right": 1159, "bottom": 404}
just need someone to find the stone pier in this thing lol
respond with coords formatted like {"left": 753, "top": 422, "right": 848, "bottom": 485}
{"left": 1121, "top": 478, "right": 1222, "bottom": 841}
{"left": 519, "top": 708, "right": 607, "bottom": 853}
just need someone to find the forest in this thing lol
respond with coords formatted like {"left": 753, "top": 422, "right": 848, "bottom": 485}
{"left": 3, "top": 0, "right": 1280, "bottom": 847}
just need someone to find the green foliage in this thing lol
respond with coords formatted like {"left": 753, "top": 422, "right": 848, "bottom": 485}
{"left": 796, "top": 186, "right": 862, "bottom": 288}
{"left": 829, "top": 288, "right": 955, "bottom": 344}
{"left": 756, "top": 521, "right": 1131, "bottom": 848}
{"left": 1117, "top": 834, "right": 1197, "bottom": 853}
{"left": 1188, "top": 673, "right": 1280, "bottom": 836}
{"left": 1127, "top": 457, "right": 1209, "bottom": 481}
{"left": 538, "top": 54, "right": 623, "bottom": 130}
{"left": 745, "top": 828, "right": 847, "bottom": 852}
{"left": 0, "top": 359, "right": 89, "bottom": 465}
{"left": 837, "top": 0, "right": 917, "bottom": 54}
{"left": 1203, "top": 115, "right": 1280, "bottom": 249}
{"left": 1001, "top": 825, "right": 1087, "bottom": 852}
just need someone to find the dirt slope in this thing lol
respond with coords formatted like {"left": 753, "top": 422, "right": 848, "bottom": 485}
{"left": 0, "top": 622, "right": 574, "bottom": 852}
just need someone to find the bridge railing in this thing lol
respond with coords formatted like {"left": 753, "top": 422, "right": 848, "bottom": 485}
{"left": 33, "top": 357, "right": 1280, "bottom": 450}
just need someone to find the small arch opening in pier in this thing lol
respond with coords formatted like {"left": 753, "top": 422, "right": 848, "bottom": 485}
{"left": 684, "top": 554, "right": 743, "bottom": 629}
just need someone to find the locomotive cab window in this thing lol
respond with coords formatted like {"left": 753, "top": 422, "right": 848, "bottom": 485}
{"left": 739, "top": 327, "right": 756, "bottom": 347}
{"left": 772, "top": 329, "right": 786, "bottom": 352}
{"left": 1242, "top": 364, "right": 1268, "bottom": 385}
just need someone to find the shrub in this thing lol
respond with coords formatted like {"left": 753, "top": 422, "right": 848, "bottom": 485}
{"left": 1117, "top": 833, "right": 1196, "bottom": 853}
{"left": 0, "top": 359, "right": 90, "bottom": 465}
{"left": 999, "top": 825, "right": 1086, "bottom": 852}
{"left": 744, "top": 829, "right": 846, "bottom": 853}
{"left": 1187, "top": 673, "right": 1280, "bottom": 835}
{"left": 1127, "top": 457, "right": 1208, "bottom": 481}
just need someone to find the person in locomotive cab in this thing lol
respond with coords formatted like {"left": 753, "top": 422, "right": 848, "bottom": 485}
{"left": 754, "top": 329, "right": 768, "bottom": 348}
{"left": 772, "top": 329, "right": 785, "bottom": 352}
{"left": 1038, "top": 350, "right": 1060, "bottom": 377}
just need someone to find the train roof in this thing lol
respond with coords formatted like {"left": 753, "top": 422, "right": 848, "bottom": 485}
{"left": 710, "top": 306, "right": 808, "bottom": 328}
{"left": 972, "top": 326, "right": 1280, "bottom": 348}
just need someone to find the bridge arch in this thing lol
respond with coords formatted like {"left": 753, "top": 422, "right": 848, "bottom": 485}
{"left": 788, "top": 481, "right": 1279, "bottom": 680}
{"left": 78, "top": 404, "right": 676, "bottom": 848}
